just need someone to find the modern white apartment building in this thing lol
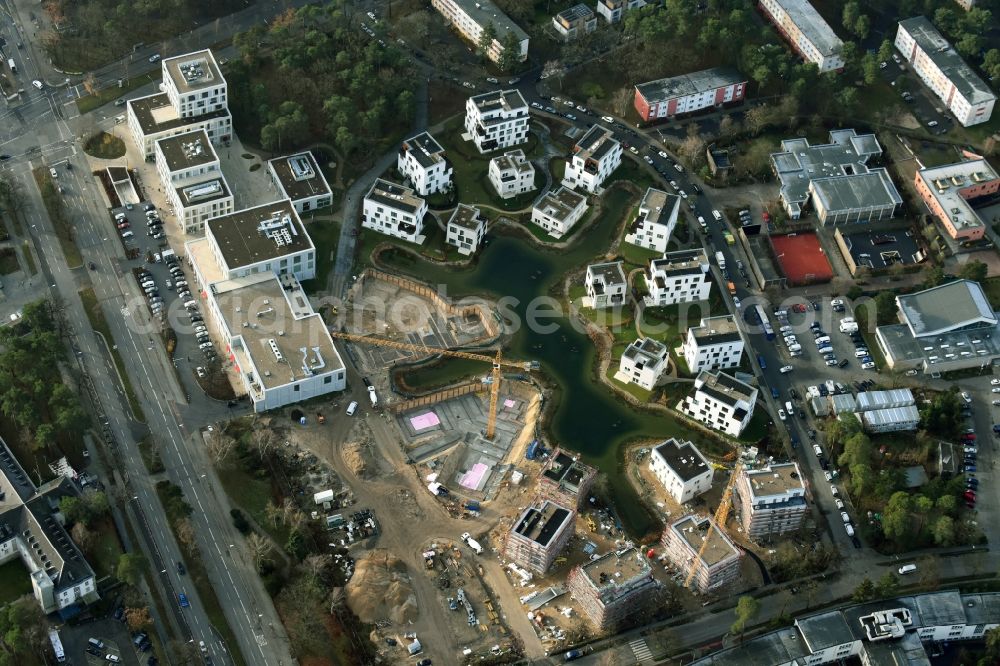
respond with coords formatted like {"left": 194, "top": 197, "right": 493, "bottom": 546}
{"left": 678, "top": 370, "right": 757, "bottom": 437}
{"left": 0, "top": 438, "right": 99, "bottom": 614}
{"left": 649, "top": 438, "right": 713, "bottom": 505}
{"left": 127, "top": 49, "right": 232, "bottom": 158}
{"left": 464, "top": 89, "right": 530, "bottom": 153}
{"left": 735, "top": 463, "right": 808, "bottom": 539}
{"left": 430, "top": 0, "right": 529, "bottom": 64}
{"left": 662, "top": 515, "right": 742, "bottom": 593}
{"left": 895, "top": 17, "right": 996, "bottom": 127}
{"left": 759, "top": 0, "right": 845, "bottom": 72}
{"left": 634, "top": 67, "right": 747, "bottom": 122}
{"left": 154, "top": 130, "right": 233, "bottom": 234}
{"left": 562, "top": 125, "right": 622, "bottom": 194}
{"left": 595, "top": 0, "right": 646, "bottom": 23}
{"left": 193, "top": 200, "right": 317, "bottom": 283}
{"left": 645, "top": 249, "right": 711, "bottom": 307}
{"left": 552, "top": 4, "right": 596, "bottom": 41}
{"left": 397, "top": 131, "right": 453, "bottom": 196}
{"left": 267, "top": 151, "right": 333, "bottom": 214}
{"left": 682, "top": 316, "right": 745, "bottom": 373}
{"left": 624, "top": 187, "right": 679, "bottom": 253}
{"left": 362, "top": 179, "right": 428, "bottom": 245}
{"left": 446, "top": 204, "right": 486, "bottom": 256}
{"left": 531, "top": 187, "right": 587, "bottom": 238}
{"left": 184, "top": 200, "right": 347, "bottom": 413}
{"left": 488, "top": 149, "right": 536, "bottom": 199}
{"left": 585, "top": 261, "right": 626, "bottom": 309}
{"left": 617, "top": 337, "right": 670, "bottom": 391}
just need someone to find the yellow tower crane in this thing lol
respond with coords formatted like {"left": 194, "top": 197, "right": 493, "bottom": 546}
{"left": 329, "top": 331, "right": 535, "bottom": 439}
{"left": 684, "top": 460, "right": 742, "bottom": 590}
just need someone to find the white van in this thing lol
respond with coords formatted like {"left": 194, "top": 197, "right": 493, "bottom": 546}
{"left": 845, "top": 523, "right": 855, "bottom": 537}
{"left": 812, "top": 444, "right": 822, "bottom": 456}
{"left": 787, "top": 344, "right": 802, "bottom": 353}
{"left": 183, "top": 300, "right": 197, "bottom": 309}
{"left": 121, "top": 230, "right": 133, "bottom": 239}
{"left": 346, "top": 401, "right": 358, "bottom": 416}
{"left": 88, "top": 638, "right": 105, "bottom": 650}
{"left": 711, "top": 210, "right": 722, "bottom": 222}
{"left": 815, "top": 336, "right": 831, "bottom": 346}
{"left": 898, "top": 563, "right": 917, "bottom": 575}
{"left": 785, "top": 400, "right": 794, "bottom": 414}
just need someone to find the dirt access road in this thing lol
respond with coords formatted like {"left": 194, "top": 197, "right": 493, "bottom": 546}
{"left": 296, "top": 406, "right": 545, "bottom": 664}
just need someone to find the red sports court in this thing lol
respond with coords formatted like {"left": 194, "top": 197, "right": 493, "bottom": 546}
{"left": 769, "top": 232, "right": 833, "bottom": 285}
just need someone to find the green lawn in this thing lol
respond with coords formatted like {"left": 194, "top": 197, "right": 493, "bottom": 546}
{"left": 604, "top": 362, "right": 653, "bottom": 402}
{"left": 0, "top": 560, "right": 32, "bottom": 605}
{"left": 79, "top": 287, "right": 145, "bottom": 422}
{"left": 88, "top": 516, "right": 125, "bottom": 580}
{"left": 76, "top": 73, "right": 158, "bottom": 115}
{"left": 300, "top": 216, "right": 341, "bottom": 293}
{"left": 216, "top": 466, "right": 291, "bottom": 547}
{"left": 32, "top": 168, "right": 83, "bottom": 268}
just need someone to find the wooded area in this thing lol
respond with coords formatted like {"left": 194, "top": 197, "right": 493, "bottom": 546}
{"left": 41, "top": 0, "right": 245, "bottom": 71}
{"left": 227, "top": 4, "right": 416, "bottom": 162}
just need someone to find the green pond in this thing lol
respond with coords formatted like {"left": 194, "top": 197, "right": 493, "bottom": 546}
{"left": 381, "top": 199, "right": 699, "bottom": 537}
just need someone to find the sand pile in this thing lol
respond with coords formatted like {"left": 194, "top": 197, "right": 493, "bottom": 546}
{"left": 342, "top": 441, "right": 370, "bottom": 478}
{"left": 345, "top": 549, "right": 418, "bottom": 625}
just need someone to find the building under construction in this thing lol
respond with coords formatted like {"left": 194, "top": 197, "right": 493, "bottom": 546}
{"left": 566, "top": 548, "right": 659, "bottom": 630}
{"left": 663, "top": 515, "right": 742, "bottom": 593}
{"left": 734, "top": 463, "right": 808, "bottom": 539}
{"left": 537, "top": 449, "right": 597, "bottom": 509}
{"left": 504, "top": 500, "right": 575, "bottom": 574}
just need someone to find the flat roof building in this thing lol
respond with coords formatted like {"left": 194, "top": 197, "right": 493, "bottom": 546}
{"left": 735, "top": 463, "right": 807, "bottom": 539}
{"left": 362, "top": 179, "right": 428, "bottom": 245}
{"left": 430, "top": 0, "right": 528, "bottom": 64}
{"left": 595, "top": 0, "right": 647, "bottom": 24}
{"left": 531, "top": 186, "right": 588, "bottom": 239}
{"left": 649, "top": 438, "right": 713, "bottom": 505}
{"left": 504, "top": 500, "right": 575, "bottom": 574}
{"left": 488, "top": 149, "right": 536, "bottom": 200}
{"left": 585, "top": 261, "right": 626, "bottom": 309}
{"left": 634, "top": 67, "right": 747, "bottom": 122}
{"left": 552, "top": 4, "right": 597, "bottom": 41}
{"left": 397, "top": 131, "right": 453, "bottom": 196}
{"left": 185, "top": 202, "right": 345, "bottom": 413}
{"left": 154, "top": 129, "right": 234, "bottom": 234}
{"left": 771, "top": 129, "right": 902, "bottom": 223}
{"left": 445, "top": 203, "right": 486, "bottom": 256}
{"left": 127, "top": 49, "right": 231, "bottom": 158}
{"left": 683, "top": 315, "right": 744, "bottom": 374}
{"left": 896, "top": 17, "right": 996, "bottom": 127}
{"left": 617, "top": 338, "right": 670, "bottom": 391}
{"left": 876, "top": 279, "right": 1000, "bottom": 374}
{"left": 914, "top": 157, "right": 1000, "bottom": 242}
{"left": 646, "top": 249, "right": 712, "bottom": 307}
{"left": 759, "top": 0, "right": 845, "bottom": 72}
{"left": 679, "top": 370, "right": 758, "bottom": 437}
{"left": 624, "top": 187, "right": 679, "bottom": 253}
{"left": 538, "top": 449, "right": 597, "bottom": 509}
{"left": 563, "top": 125, "right": 622, "bottom": 194}
{"left": 566, "top": 548, "right": 659, "bottom": 630}
{"left": 267, "top": 152, "right": 333, "bottom": 214}
{"left": 464, "top": 89, "right": 530, "bottom": 154}
{"left": 663, "top": 515, "right": 742, "bottom": 593}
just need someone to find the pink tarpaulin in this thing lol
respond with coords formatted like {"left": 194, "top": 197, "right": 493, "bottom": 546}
{"left": 409, "top": 412, "right": 441, "bottom": 430}
{"left": 504, "top": 399, "right": 516, "bottom": 409}
{"left": 459, "top": 463, "right": 489, "bottom": 490}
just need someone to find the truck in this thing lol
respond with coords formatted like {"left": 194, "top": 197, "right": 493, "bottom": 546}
{"left": 368, "top": 385, "right": 378, "bottom": 408}
{"left": 7, "top": 58, "right": 15, "bottom": 74}
{"left": 715, "top": 251, "right": 726, "bottom": 270}
{"left": 461, "top": 532, "right": 483, "bottom": 555}
{"left": 49, "top": 630, "right": 65, "bottom": 663}
{"left": 723, "top": 231, "right": 735, "bottom": 245}
{"left": 839, "top": 317, "right": 859, "bottom": 333}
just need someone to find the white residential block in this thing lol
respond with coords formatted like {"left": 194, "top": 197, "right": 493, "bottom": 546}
{"left": 397, "top": 131, "right": 453, "bottom": 195}
{"left": 683, "top": 316, "right": 744, "bottom": 373}
{"left": 562, "top": 125, "right": 621, "bottom": 194}
{"left": 362, "top": 179, "right": 428, "bottom": 245}
{"left": 624, "top": 187, "right": 679, "bottom": 253}
{"left": 649, "top": 438, "right": 713, "bottom": 504}
{"left": 645, "top": 249, "right": 711, "bottom": 307}
{"left": 465, "top": 89, "right": 530, "bottom": 153}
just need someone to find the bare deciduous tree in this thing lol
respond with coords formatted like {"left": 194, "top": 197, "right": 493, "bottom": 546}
{"left": 174, "top": 518, "right": 199, "bottom": 557}
{"left": 124, "top": 607, "right": 152, "bottom": 631}
{"left": 246, "top": 532, "right": 272, "bottom": 572}
{"left": 206, "top": 429, "right": 237, "bottom": 463}
{"left": 253, "top": 428, "right": 277, "bottom": 459}
{"left": 70, "top": 522, "right": 94, "bottom": 552}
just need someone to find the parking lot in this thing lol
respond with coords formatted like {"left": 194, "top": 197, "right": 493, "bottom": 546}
{"left": 60, "top": 617, "right": 152, "bottom": 666}
{"left": 106, "top": 199, "right": 221, "bottom": 398}
{"left": 878, "top": 54, "right": 955, "bottom": 135}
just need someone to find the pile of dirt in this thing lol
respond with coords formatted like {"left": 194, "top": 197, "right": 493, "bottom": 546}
{"left": 345, "top": 549, "right": 418, "bottom": 625}
{"left": 342, "top": 441, "right": 370, "bottom": 478}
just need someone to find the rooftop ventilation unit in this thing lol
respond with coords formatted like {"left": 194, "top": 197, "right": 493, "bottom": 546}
{"left": 182, "top": 180, "right": 223, "bottom": 203}
{"left": 268, "top": 339, "right": 284, "bottom": 363}
{"left": 289, "top": 155, "right": 314, "bottom": 181}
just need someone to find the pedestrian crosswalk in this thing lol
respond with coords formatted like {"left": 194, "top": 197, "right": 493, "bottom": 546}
{"left": 630, "top": 638, "right": 653, "bottom": 663}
